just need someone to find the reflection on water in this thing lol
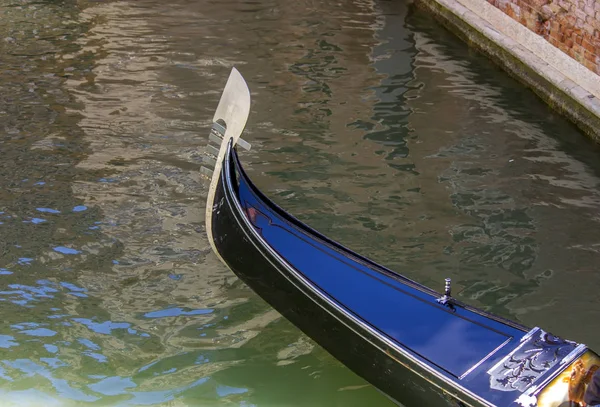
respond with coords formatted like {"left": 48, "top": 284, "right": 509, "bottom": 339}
{"left": 1, "top": 0, "right": 600, "bottom": 405}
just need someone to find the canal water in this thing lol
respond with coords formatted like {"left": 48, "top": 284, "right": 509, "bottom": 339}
{"left": 1, "top": 0, "right": 600, "bottom": 405}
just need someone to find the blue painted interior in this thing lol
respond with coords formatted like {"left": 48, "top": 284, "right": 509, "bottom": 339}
{"left": 234, "top": 166, "right": 525, "bottom": 380}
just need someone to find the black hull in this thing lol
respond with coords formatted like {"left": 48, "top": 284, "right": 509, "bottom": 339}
{"left": 204, "top": 68, "right": 600, "bottom": 407}
{"left": 211, "top": 151, "right": 477, "bottom": 407}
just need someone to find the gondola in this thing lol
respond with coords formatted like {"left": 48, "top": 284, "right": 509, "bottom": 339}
{"left": 201, "top": 68, "right": 600, "bottom": 407}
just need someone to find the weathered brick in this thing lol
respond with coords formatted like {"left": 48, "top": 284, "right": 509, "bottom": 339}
{"left": 530, "top": 11, "right": 542, "bottom": 21}
{"left": 528, "top": 0, "right": 550, "bottom": 7}
{"left": 565, "top": 27, "right": 575, "bottom": 37}
{"left": 557, "top": 14, "right": 568, "bottom": 26}
{"left": 583, "top": 38, "right": 596, "bottom": 51}
{"left": 584, "top": 50, "right": 596, "bottom": 60}
{"left": 540, "top": 4, "right": 554, "bottom": 19}
{"left": 541, "top": 21, "right": 551, "bottom": 37}
{"left": 585, "top": 22, "right": 596, "bottom": 34}
{"left": 583, "top": 58, "right": 598, "bottom": 71}
{"left": 586, "top": 15, "right": 596, "bottom": 25}
{"left": 535, "top": 20, "right": 544, "bottom": 32}
{"left": 514, "top": 4, "right": 522, "bottom": 17}
{"left": 575, "top": 8, "right": 588, "bottom": 21}
{"left": 527, "top": 15, "right": 539, "bottom": 27}
{"left": 558, "top": 0, "right": 571, "bottom": 11}
{"left": 487, "top": 0, "right": 600, "bottom": 73}
{"left": 568, "top": 47, "right": 578, "bottom": 57}
{"left": 552, "top": 33, "right": 565, "bottom": 44}
{"left": 565, "top": 38, "right": 575, "bottom": 48}
{"left": 583, "top": 58, "right": 592, "bottom": 69}
{"left": 508, "top": 4, "right": 522, "bottom": 18}
{"left": 585, "top": 4, "right": 595, "bottom": 16}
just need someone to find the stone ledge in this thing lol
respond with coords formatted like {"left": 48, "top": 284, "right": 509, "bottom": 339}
{"left": 415, "top": 0, "right": 600, "bottom": 142}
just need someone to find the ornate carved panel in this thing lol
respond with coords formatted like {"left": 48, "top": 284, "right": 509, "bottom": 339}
{"left": 488, "top": 328, "right": 577, "bottom": 392}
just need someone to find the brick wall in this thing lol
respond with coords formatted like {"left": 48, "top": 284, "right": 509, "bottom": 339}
{"left": 486, "top": 0, "right": 600, "bottom": 75}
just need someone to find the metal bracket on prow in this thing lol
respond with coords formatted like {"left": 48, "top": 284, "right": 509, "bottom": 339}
{"left": 200, "top": 71, "right": 252, "bottom": 179}
{"left": 437, "top": 278, "right": 456, "bottom": 311}
{"left": 203, "top": 68, "right": 252, "bottom": 264}
{"left": 200, "top": 121, "right": 251, "bottom": 178}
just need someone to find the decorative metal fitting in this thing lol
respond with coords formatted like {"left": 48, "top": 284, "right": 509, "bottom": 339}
{"left": 437, "top": 278, "right": 455, "bottom": 310}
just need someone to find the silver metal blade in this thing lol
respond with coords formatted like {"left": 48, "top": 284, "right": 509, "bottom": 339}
{"left": 204, "top": 68, "right": 252, "bottom": 264}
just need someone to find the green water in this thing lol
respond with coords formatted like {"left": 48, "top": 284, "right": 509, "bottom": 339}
{"left": 1, "top": 0, "right": 600, "bottom": 405}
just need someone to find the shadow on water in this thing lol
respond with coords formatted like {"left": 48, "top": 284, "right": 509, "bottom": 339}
{"left": 1, "top": 0, "right": 600, "bottom": 405}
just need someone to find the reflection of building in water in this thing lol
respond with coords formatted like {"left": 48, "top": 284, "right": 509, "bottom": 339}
{"left": 402, "top": 11, "right": 600, "bottom": 348}
{"left": 48, "top": 0, "right": 390, "bottom": 403}
{"left": 250, "top": 0, "right": 416, "bottom": 265}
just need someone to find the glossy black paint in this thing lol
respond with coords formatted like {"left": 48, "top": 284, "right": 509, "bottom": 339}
{"left": 208, "top": 143, "right": 560, "bottom": 407}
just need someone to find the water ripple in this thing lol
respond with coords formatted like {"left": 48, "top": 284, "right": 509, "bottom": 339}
{"left": 1, "top": 0, "right": 600, "bottom": 405}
